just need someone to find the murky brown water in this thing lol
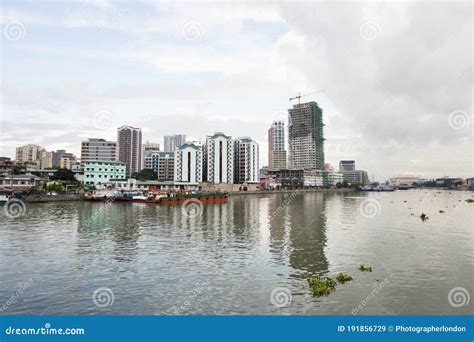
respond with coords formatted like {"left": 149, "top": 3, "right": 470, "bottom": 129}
{"left": 1, "top": 189, "right": 473, "bottom": 315}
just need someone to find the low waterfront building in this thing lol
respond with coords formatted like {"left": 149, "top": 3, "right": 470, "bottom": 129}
{"left": 204, "top": 132, "right": 234, "bottom": 184}
{"left": 83, "top": 160, "right": 126, "bottom": 187}
{"left": 267, "top": 168, "right": 304, "bottom": 189}
{"left": 303, "top": 169, "right": 324, "bottom": 187}
{"left": 324, "top": 171, "right": 344, "bottom": 186}
{"left": 390, "top": 175, "right": 420, "bottom": 186}
{"left": 144, "top": 151, "right": 175, "bottom": 181}
{"left": 174, "top": 143, "right": 203, "bottom": 186}
{"left": 0, "top": 175, "right": 42, "bottom": 190}
{"left": 341, "top": 170, "right": 369, "bottom": 186}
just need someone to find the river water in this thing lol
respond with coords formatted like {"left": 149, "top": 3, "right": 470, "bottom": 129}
{"left": 0, "top": 189, "right": 473, "bottom": 315}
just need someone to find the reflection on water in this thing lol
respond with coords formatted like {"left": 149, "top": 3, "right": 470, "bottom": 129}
{"left": 0, "top": 190, "right": 473, "bottom": 315}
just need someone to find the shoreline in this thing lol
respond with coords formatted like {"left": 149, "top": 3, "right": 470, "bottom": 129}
{"left": 230, "top": 188, "right": 355, "bottom": 196}
{"left": 16, "top": 187, "right": 472, "bottom": 203}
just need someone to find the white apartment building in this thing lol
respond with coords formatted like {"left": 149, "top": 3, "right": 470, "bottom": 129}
{"left": 174, "top": 143, "right": 203, "bottom": 185}
{"left": 205, "top": 132, "right": 234, "bottom": 184}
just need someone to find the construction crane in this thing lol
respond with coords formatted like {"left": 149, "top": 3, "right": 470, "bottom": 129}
{"left": 289, "top": 90, "right": 325, "bottom": 104}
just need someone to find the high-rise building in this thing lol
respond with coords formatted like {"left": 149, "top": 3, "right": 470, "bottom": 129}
{"left": 174, "top": 143, "right": 203, "bottom": 185}
{"left": 233, "top": 137, "right": 259, "bottom": 184}
{"left": 80, "top": 138, "right": 117, "bottom": 167}
{"left": 204, "top": 132, "right": 234, "bottom": 184}
{"left": 164, "top": 134, "right": 186, "bottom": 152}
{"left": 117, "top": 125, "right": 143, "bottom": 177}
{"left": 288, "top": 102, "right": 325, "bottom": 170}
{"left": 144, "top": 151, "right": 175, "bottom": 181}
{"left": 339, "top": 160, "right": 355, "bottom": 172}
{"left": 15, "top": 144, "right": 46, "bottom": 162}
{"left": 268, "top": 121, "right": 287, "bottom": 170}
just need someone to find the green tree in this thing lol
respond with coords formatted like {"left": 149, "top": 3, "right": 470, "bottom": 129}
{"left": 50, "top": 168, "right": 76, "bottom": 182}
{"left": 134, "top": 168, "right": 158, "bottom": 181}
{"left": 12, "top": 165, "right": 25, "bottom": 175}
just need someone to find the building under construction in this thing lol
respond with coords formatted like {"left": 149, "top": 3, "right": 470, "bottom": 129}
{"left": 288, "top": 101, "right": 325, "bottom": 170}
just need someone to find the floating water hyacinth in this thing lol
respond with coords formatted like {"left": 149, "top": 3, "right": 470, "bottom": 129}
{"left": 336, "top": 273, "right": 353, "bottom": 283}
{"left": 307, "top": 277, "right": 337, "bottom": 297}
{"left": 359, "top": 264, "right": 373, "bottom": 272}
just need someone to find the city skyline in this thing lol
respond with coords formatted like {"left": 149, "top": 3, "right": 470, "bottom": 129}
{"left": 1, "top": 1, "right": 472, "bottom": 181}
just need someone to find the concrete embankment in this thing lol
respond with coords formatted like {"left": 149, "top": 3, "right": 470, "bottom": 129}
{"left": 24, "top": 193, "right": 84, "bottom": 203}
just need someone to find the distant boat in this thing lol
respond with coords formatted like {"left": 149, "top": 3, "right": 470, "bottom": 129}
{"left": 397, "top": 185, "right": 411, "bottom": 190}
{"left": 379, "top": 186, "right": 395, "bottom": 192}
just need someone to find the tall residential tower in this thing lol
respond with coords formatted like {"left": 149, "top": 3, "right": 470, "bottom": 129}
{"left": 117, "top": 125, "right": 142, "bottom": 177}
{"left": 204, "top": 132, "right": 234, "bottom": 184}
{"left": 268, "top": 121, "right": 287, "bottom": 170}
{"left": 233, "top": 137, "right": 259, "bottom": 184}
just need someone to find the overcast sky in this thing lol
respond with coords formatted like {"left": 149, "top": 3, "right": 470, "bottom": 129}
{"left": 1, "top": 0, "right": 472, "bottom": 180}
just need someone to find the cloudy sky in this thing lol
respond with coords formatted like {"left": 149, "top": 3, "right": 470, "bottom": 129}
{"left": 1, "top": 0, "right": 472, "bottom": 180}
